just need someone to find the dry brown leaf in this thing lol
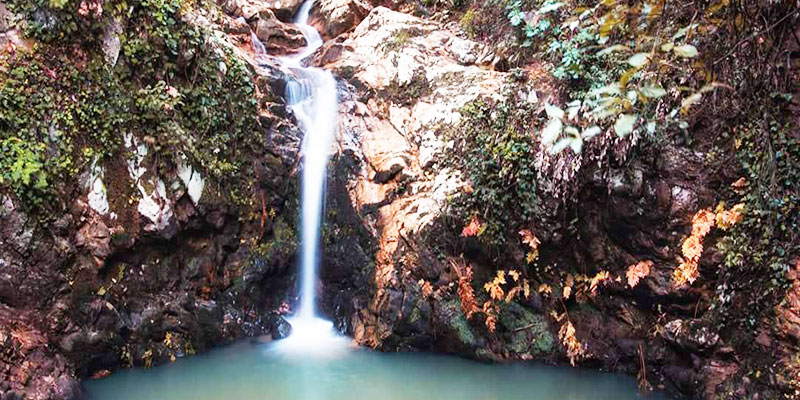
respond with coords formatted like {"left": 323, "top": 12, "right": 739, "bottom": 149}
{"left": 482, "top": 301, "right": 497, "bottom": 333}
{"left": 626, "top": 260, "right": 653, "bottom": 288}
{"left": 559, "top": 321, "right": 585, "bottom": 366}
{"left": 452, "top": 260, "right": 479, "bottom": 319}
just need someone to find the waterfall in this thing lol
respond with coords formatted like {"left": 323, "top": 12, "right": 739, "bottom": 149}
{"left": 258, "top": 0, "right": 346, "bottom": 353}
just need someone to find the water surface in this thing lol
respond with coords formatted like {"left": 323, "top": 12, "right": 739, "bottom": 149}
{"left": 83, "top": 341, "right": 670, "bottom": 400}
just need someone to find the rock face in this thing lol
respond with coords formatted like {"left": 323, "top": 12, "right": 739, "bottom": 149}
{"left": 319, "top": 5, "right": 556, "bottom": 357}
{"left": 317, "top": 6, "right": 506, "bottom": 353}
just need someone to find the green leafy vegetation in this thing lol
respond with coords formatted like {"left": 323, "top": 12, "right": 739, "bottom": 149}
{"left": 442, "top": 82, "right": 548, "bottom": 250}
{"left": 716, "top": 119, "right": 800, "bottom": 321}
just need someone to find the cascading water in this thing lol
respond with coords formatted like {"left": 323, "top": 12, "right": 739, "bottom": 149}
{"left": 254, "top": 0, "right": 346, "bottom": 353}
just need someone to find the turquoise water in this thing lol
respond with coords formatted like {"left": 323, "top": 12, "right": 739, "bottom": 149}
{"left": 83, "top": 340, "right": 670, "bottom": 400}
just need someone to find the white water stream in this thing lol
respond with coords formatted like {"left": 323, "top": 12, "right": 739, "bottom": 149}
{"left": 252, "top": 0, "right": 346, "bottom": 352}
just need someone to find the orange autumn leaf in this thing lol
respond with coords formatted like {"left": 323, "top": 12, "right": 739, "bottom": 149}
{"left": 519, "top": 229, "right": 541, "bottom": 250}
{"left": 673, "top": 207, "right": 726, "bottom": 287}
{"left": 691, "top": 209, "right": 716, "bottom": 238}
{"left": 451, "top": 260, "right": 479, "bottom": 319}
{"left": 730, "top": 177, "right": 747, "bottom": 194}
{"left": 563, "top": 274, "right": 574, "bottom": 300}
{"left": 5, "top": 41, "right": 17, "bottom": 55}
{"left": 681, "top": 235, "right": 704, "bottom": 262}
{"left": 538, "top": 283, "right": 553, "bottom": 296}
{"left": 559, "top": 321, "right": 584, "bottom": 366}
{"left": 418, "top": 279, "right": 433, "bottom": 298}
{"left": 487, "top": 283, "right": 504, "bottom": 302}
{"left": 482, "top": 301, "right": 497, "bottom": 333}
{"left": 505, "top": 286, "right": 522, "bottom": 303}
{"left": 673, "top": 261, "right": 699, "bottom": 286}
{"left": 626, "top": 260, "right": 653, "bottom": 288}
{"left": 461, "top": 215, "right": 483, "bottom": 237}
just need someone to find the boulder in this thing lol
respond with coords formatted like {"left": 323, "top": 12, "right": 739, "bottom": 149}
{"left": 269, "top": 315, "right": 292, "bottom": 339}
{"left": 251, "top": 9, "right": 307, "bottom": 55}
{"left": 217, "top": 0, "right": 304, "bottom": 21}
{"left": 309, "top": 0, "right": 371, "bottom": 39}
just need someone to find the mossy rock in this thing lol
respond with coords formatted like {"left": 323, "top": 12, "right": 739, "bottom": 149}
{"left": 441, "top": 298, "right": 477, "bottom": 347}
{"left": 499, "top": 302, "right": 553, "bottom": 356}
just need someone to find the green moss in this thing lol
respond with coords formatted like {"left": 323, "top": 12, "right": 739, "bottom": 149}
{"left": 385, "top": 71, "right": 430, "bottom": 107}
{"left": 499, "top": 302, "right": 553, "bottom": 356}
{"left": 442, "top": 298, "right": 477, "bottom": 347}
{"left": 251, "top": 217, "right": 296, "bottom": 263}
{"left": 716, "top": 119, "right": 800, "bottom": 324}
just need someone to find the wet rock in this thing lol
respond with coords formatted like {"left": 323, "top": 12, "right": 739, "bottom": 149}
{"left": 74, "top": 219, "right": 111, "bottom": 264}
{"left": 701, "top": 360, "right": 739, "bottom": 399}
{"left": 52, "top": 376, "right": 81, "bottom": 399}
{"left": 669, "top": 186, "right": 698, "bottom": 219}
{"left": 58, "top": 331, "right": 103, "bottom": 354}
{"left": 664, "top": 365, "right": 699, "bottom": 395}
{"left": 499, "top": 303, "right": 553, "bottom": 357}
{"left": 325, "top": 6, "right": 509, "bottom": 356}
{"left": 434, "top": 299, "right": 478, "bottom": 352}
{"left": 270, "top": 315, "right": 292, "bottom": 339}
{"left": 608, "top": 166, "right": 644, "bottom": 197}
{"left": 252, "top": 9, "right": 307, "bottom": 55}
